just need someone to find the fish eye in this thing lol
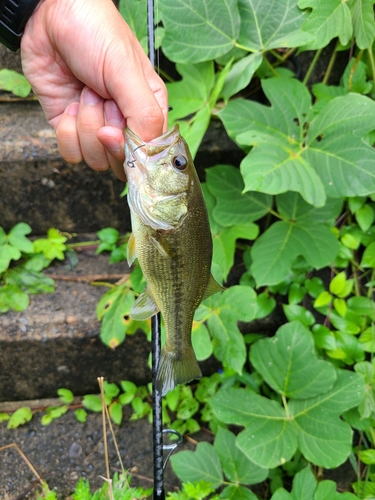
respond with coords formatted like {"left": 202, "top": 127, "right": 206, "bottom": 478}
{"left": 172, "top": 155, "right": 188, "bottom": 171}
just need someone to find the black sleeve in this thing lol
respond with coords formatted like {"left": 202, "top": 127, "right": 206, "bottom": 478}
{"left": 0, "top": 0, "right": 41, "bottom": 51}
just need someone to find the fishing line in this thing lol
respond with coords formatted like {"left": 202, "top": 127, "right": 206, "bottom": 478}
{"left": 146, "top": 1, "right": 182, "bottom": 499}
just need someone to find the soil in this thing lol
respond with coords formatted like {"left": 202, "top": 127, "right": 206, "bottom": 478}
{"left": 0, "top": 405, "right": 195, "bottom": 499}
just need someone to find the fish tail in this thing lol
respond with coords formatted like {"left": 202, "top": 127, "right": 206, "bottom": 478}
{"left": 155, "top": 346, "right": 202, "bottom": 396}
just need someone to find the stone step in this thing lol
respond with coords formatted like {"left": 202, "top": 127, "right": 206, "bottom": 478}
{"left": 0, "top": 99, "right": 244, "bottom": 235}
{"left": 0, "top": 237, "right": 219, "bottom": 402}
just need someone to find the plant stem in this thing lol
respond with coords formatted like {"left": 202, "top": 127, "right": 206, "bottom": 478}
{"left": 367, "top": 47, "right": 375, "bottom": 86}
{"left": 282, "top": 394, "right": 290, "bottom": 419}
{"left": 263, "top": 54, "right": 279, "bottom": 77}
{"left": 303, "top": 48, "right": 323, "bottom": 86}
{"left": 322, "top": 40, "right": 340, "bottom": 85}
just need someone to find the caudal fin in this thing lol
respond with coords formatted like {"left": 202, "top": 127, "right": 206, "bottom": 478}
{"left": 155, "top": 346, "right": 202, "bottom": 396}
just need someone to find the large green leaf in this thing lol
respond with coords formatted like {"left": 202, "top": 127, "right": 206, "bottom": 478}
{"left": 221, "top": 0, "right": 313, "bottom": 98}
{"left": 206, "top": 165, "right": 272, "bottom": 226}
{"left": 159, "top": 0, "right": 240, "bottom": 63}
{"left": 170, "top": 442, "right": 223, "bottom": 488}
{"left": 250, "top": 193, "right": 340, "bottom": 286}
{"left": 201, "top": 286, "right": 258, "bottom": 373}
{"left": 214, "top": 427, "right": 268, "bottom": 485}
{"left": 212, "top": 223, "right": 259, "bottom": 282}
{"left": 349, "top": 0, "right": 375, "bottom": 49}
{"left": 250, "top": 322, "right": 337, "bottom": 399}
{"left": 167, "top": 61, "right": 232, "bottom": 156}
{"left": 211, "top": 369, "right": 364, "bottom": 468}
{"left": 238, "top": 0, "right": 313, "bottom": 51}
{"left": 298, "top": 0, "right": 352, "bottom": 50}
{"left": 220, "top": 78, "right": 375, "bottom": 207}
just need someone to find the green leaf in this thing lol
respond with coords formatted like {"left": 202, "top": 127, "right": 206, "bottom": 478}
{"left": 359, "top": 325, "right": 375, "bottom": 352}
{"left": 359, "top": 449, "right": 375, "bottom": 465}
{"left": 0, "top": 244, "right": 21, "bottom": 272}
{"left": 167, "top": 62, "right": 214, "bottom": 124}
{"left": 283, "top": 304, "right": 315, "bottom": 327}
{"left": 211, "top": 388, "right": 298, "bottom": 468}
{"left": 251, "top": 322, "right": 336, "bottom": 399}
{"left": 214, "top": 427, "right": 268, "bottom": 485}
{"left": 7, "top": 268, "right": 55, "bottom": 294}
{"left": 170, "top": 442, "right": 223, "bottom": 488}
{"left": 0, "top": 413, "right": 10, "bottom": 422}
{"left": 212, "top": 223, "right": 259, "bottom": 282}
{"left": 192, "top": 322, "right": 213, "bottom": 361}
{"left": 109, "top": 402, "right": 123, "bottom": 425}
{"left": 82, "top": 395, "right": 102, "bottom": 412}
{"left": 220, "top": 485, "right": 259, "bottom": 500}
{"left": 118, "top": 0, "right": 148, "bottom": 52}
{"left": 97, "top": 285, "right": 135, "bottom": 349}
{"left": 206, "top": 165, "right": 272, "bottom": 226}
{"left": 104, "top": 381, "right": 120, "bottom": 398}
{"left": 298, "top": 0, "right": 352, "bottom": 50}
{"left": 356, "top": 204, "right": 375, "bottom": 232}
{"left": 210, "top": 370, "right": 364, "bottom": 468}
{"left": 0, "top": 69, "right": 31, "bottom": 97}
{"left": 221, "top": 54, "right": 262, "bottom": 101}
{"left": 33, "top": 229, "right": 67, "bottom": 260}
{"left": 349, "top": 0, "right": 375, "bottom": 49}
{"left": 251, "top": 194, "right": 340, "bottom": 286}
{"left": 75, "top": 408, "right": 87, "bottom": 423}
{"left": 312, "top": 325, "right": 336, "bottom": 351}
{"left": 7, "top": 407, "right": 33, "bottom": 428}
{"left": 361, "top": 240, "right": 375, "bottom": 267}
{"left": 288, "top": 283, "right": 306, "bottom": 305}
{"left": 220, "top": 79, "right": 375, "bottom": 205}
{"left": 341, "top": 59, "right": 372, "bottom": 95}
{"left": 57, "top": 388, "right": 74, "bottom": 404}
{"left": 0, "top": 284, "right": 29, "bottom": 313}
{"left": 329, "top": 271, "right": 353, "bottom": 298}
{"left": 8, "top": 222, "right": 34, "bottom": 253}
{"left": 160, "top": 0, "right": 240, "bottom": 63}
{"left": 221, "top": 0, "right": 313, "bottom": 99}
{"left": 177, "top": 397, "right": 199, "bottom": 420}
{"left": 204, "top": 286, "right": 258, "bottom": 373}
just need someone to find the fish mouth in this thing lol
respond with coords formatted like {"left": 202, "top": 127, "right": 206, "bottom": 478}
{"left": 148, "top": 124, "right": 180, "bottom": 148}
{"left": 124, "top": 124, "right": 181, "bottom": 155}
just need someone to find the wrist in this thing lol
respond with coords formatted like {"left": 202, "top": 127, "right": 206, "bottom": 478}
{"left": 0, "top": 0, "right": 41, "bottom": 51}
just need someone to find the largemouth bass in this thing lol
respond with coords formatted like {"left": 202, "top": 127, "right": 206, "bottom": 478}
{"left": 124, "top": 124, "right": 222, "bottom": 396}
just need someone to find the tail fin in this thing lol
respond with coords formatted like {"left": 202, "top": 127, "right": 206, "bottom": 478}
{"left": 155, "top": 346, "right": 202, "bottom": 396}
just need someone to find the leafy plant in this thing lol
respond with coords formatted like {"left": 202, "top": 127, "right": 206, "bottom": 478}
{"left": 0, "top": 68, "right": 31, "bottom": 97}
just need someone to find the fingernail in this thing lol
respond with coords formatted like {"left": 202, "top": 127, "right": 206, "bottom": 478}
{"left": 105, "top": 100, "right": 125, "bottom": 125}
{"left": 67, "top": 102, "right": 79, "bottom": 116}
{"left": 83, "top": 87, "right": 101, "bottom": 106}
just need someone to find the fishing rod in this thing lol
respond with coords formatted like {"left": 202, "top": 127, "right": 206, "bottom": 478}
{"left": 146, "top": 1, "right": 182, "bottom": 498}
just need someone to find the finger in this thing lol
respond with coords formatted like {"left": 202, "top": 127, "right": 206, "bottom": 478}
{"left": 98, "top": 100, "right": 126, "bottom": 181}
{"left": 77, "top": 87, "right": 109, "bottom": 171}
{"left": 55, "top": 102, "right": 83, "bottom": 163}
{"left": 103, "top": 29, "right": 167, "bottom": 142}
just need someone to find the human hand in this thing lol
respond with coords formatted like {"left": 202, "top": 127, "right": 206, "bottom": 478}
{"left": 21, "top": 0, "right": 168, "bottom": 181}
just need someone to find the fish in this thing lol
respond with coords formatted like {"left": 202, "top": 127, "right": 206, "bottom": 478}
{"left": 123, "top": 124, "right": 222, "bottom": 396}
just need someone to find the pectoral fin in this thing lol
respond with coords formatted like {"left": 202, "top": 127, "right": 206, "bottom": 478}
{"left": 148, "top": 232, "right": 176, "bottom": 259}
{"left": 202, "top": 274, "right": 224, "bottom": 301}
{"left": 130, "top": 287, "right": 159, "bottom": 320}
{"left": 127, "top": 233, "right": 137, "bottom": 267}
